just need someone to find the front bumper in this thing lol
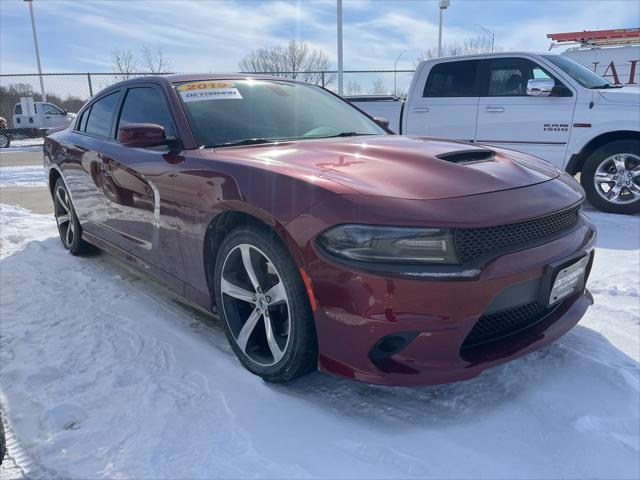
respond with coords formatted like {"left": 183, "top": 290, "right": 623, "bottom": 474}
{"left": 307, "top": 217, "right": 596, "bottom": 386}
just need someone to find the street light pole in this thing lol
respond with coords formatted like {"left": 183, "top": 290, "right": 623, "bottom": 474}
{"left": 394, "top": 49, "right": 405, "bottom": 96}
{"left": 474, "top": 24, "right": 495, "bottom": 53}
{"left": 337, "top": 0, "right": 343, "bottom": 95}
{"left": 437, "top": 0, "right": 450, "bottom": 57}
{"left": 25, "top": 0, "right": 46, "bottom": 101}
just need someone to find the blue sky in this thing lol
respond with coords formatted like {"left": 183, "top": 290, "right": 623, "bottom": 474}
{"left": 1, "top": 0, "right": 639, "bottom": 74}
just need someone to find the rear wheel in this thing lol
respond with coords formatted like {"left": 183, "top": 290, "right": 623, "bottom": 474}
{"left": 0, "top": 132, "right": 10, "bottom": 148}
{"left": 214, "top": 225, "right": 317, "bottom": 382}
{"left": 581, "top": 140, "right": 640, "bottom": 214}
{"left": 53, "top": 178, "right": 92, "bottom": 254}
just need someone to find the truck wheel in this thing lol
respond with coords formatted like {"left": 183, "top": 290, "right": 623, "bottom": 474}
{"left": 581, "top": 140, "right": 640, "bottom": 215}
{"left": 0, "top": 132, "right": 10, "bottom": 148}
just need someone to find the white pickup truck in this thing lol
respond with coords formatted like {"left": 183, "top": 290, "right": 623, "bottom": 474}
{"left": 348, "top": 52, "right": 640, "bottom": 214}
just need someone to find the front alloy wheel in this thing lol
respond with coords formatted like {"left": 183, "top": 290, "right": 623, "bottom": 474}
{"left": 593, "top": 153, "right": 640, "bottom": 205}
{"left": 221, "top": 244, "right": 290, "bottom": 366}
{"left": 214, "top": 226, "right": 317, "bottom": 382}
{"left": 581, "top": 140, "right": 640, "bottom": 214}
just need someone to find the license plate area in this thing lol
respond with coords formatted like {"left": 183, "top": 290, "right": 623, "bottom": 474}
{"left": 540, "top": 254, "right": 589, "bottom": 307}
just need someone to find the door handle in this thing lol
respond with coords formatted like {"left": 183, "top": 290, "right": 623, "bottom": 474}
{"left": 485, "top": 106, "right": 505, "bottom": 113}
{"left": 411, "top": 107, "right": 429, "bottom": 113}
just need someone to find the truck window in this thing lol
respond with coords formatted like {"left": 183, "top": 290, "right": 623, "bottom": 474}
{"left": 43, "top": 103, "right": 64, "bottom": 115}
{"left": 85, "top": 92, "right": 120, "bottom": 138}
{"left": 485, "top": 58, "right": 556, "bottom": 96}
{"left": 423, "top": 60, "right": 480, "bottom": 97}
{"left": 14, "top": 105, "right": 22, "bottom": 115}
{"left": 117, "top": 87, "right": 176, "bottom": 139}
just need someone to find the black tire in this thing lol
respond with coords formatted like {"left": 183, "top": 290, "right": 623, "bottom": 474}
{"left": 581, "top": 139, "right": 640, "bottom": 215}
{"left": 0, "top": 417, "right": 5, "bottom": 465}
{"left": 0, "top": 132, "right": 10, "bottom": 149}
{"left": 53, "top": 178, "right": 93, "bottom": 255}
{"left": 214, "top": 225, "right": 318, "bottom": 382}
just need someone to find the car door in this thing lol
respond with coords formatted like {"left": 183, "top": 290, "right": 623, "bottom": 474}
{"left": 475, "top": 56, "right": 577, "bottom": 167}
{"left": 57, "top": 91, "right": 121, "bottom": 234}
{"left": 404, "top": 59, "right": 480, "bottom": 141}
{"left": 96, "top": 85, "right": 181, "bottom": 277}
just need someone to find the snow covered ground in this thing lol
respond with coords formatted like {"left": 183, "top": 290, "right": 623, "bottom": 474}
{"left": 0, "top": 166, "right": 47, "bottom": 188}
{"left": 0, "top": 203, "right": 638, "bottom": 479}
{"left": 0, "top": 139, "right": 43, "bottom": 153}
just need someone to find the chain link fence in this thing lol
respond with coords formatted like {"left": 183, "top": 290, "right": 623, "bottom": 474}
{"left": 0, "top": 70, "right": 414, "bottom": 148}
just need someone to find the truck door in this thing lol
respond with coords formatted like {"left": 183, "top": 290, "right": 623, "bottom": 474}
{"left": 42, "top": 103, "right": 71, "bottom": 129}
{"left": 404, "top": 59, "right": 480, "bottom": 142}
{"left": 475, "top": 56, "right": 577, "bottom": 167}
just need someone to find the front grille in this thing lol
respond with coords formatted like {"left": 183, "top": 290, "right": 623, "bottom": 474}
{"left": 454, "top": 205, "right": 582, "bottom": 265}
{"left": 461, "top": 302, "right": 554, "bottom": 349}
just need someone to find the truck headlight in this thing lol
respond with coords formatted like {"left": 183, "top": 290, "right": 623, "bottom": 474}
{"left": 317, "top": 225, "right": 459, "bottom": 264}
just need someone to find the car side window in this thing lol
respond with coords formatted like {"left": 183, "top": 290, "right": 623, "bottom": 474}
{"left": 117, "top": 87, "right": 176, "bottom": 139}
{"left": 486, "top": 58, "right": 557, "bottom": 97}
{"left": 85, "top": 92, "right": 120, "bottom": 138}
{"left": 423, "top": 60, "right": 480, "bottom": 97}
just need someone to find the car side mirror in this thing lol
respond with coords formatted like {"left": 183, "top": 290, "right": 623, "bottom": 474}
{"left": 373, "top": 116, "right": 390, "bottom": 129}
{"left": 527, "top": 78, "right": 554, "bottom": 97}
{"left": 118, "top": 123, "right": 166, "bottom": 148}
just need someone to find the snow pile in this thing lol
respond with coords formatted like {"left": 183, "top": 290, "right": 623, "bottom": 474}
{"left": 0, "top": 166, "right": 47, "bottom": 188}
{"left": 0, "top": 204, "right": 638, "bottom": 479}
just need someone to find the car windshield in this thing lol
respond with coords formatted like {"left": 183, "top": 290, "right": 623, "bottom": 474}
{"left": 175, "top": 79, "right": 387, "bottom": 148}
{"left": 542, "top": 54, "right": 617, "bottom": 89}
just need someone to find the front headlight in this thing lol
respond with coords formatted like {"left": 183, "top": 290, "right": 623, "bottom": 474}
{"left": 317, "top": 225, "right": 459, "bottom": 264}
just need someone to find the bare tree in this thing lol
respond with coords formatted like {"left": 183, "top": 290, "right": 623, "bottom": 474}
{"left": 370, "top": 78, "right": 388, "bottom": 95}
{"left": 344, "top": 79, "right": 362, "bottom": 95}
{"left": 141, "top": 45, "right": 172, "bottom": 74}
{"left": 415, "top": 36, "right": 501, "bottom": 64}
{"left": 111, "top": 48, "right": 137, "bottom": 79}
{"left": 239, "top": 40, "right": 331, "bottom": 85}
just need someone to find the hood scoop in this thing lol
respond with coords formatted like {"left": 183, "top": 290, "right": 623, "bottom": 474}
{"left": 436, "top": 149, "right": 495, "bottom": 165}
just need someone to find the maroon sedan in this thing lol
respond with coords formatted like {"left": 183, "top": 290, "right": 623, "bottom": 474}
{"left": 44, "top": 75, "right": 595, "bottom": 385}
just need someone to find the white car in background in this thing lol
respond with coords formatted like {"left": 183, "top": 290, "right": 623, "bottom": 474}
{"left": 348, "top": 52, "right": 640, "bottom": 214}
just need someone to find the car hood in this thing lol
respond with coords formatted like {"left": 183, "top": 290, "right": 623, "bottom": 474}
{"left": 211, "top": 135, "right": 559, "bottom": 200}
{"left": 597, "top": 86, "right": 640, "bottom": 105}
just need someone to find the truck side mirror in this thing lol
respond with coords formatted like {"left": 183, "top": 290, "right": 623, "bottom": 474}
{"left": 526, "top": 78, "right": 554, "bottom": 97}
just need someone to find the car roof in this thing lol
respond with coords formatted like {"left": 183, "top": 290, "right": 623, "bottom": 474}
{"left": 104, "top": 73, "right": 307, "bottom": 91}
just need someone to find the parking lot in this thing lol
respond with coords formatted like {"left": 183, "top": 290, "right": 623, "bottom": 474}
{"left": 1, "top": 153, "right": 638, "bottom": 479}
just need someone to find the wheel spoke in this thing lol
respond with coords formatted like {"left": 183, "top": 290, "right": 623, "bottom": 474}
{"left": 264, "top": 313, "right": 284, "bottom": 363}
{"left": 240, "top": 244, "right": 261, "bottom": 292}
{"left": 56, "top": 214, "right": 70, "bottom": 225}
{"left": 236, "top": 308, "right": 262, "bottom": 353}
{"left": 220, "top": 277, "right": 255, "bottom": 303}
{"left": 613, "top": 155, "right": 626, "bottom": 172}
{"left": 56, "top": 189, "right": 69, "bottom": 212}
{"left": 594, "top": 171, "right": 615, "bottom": 182}
{"left": 628, "top": 183, "right": 640, "bottom": 199}
{"left": 65, "top": 221, "right": 73, "bottom": 245}
{"left": 606, "top": 183, "right": 623, "bottom": 201}
{"left": 630, "top": 168, "right": 640, "bottom": 178}
{"left": 265, "top": 280, "right": 287, "bottom": 305}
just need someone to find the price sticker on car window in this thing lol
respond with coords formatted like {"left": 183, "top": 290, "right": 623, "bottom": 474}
{"left": 177, "top": 81, "right": 243, "bottom": 102}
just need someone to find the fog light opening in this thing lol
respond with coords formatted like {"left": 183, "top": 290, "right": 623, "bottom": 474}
{"left": 369, "top": 332, "right": 419, "bottom": 361}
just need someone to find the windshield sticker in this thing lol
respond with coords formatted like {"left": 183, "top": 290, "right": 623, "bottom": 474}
{"left": 178, "top": 81, "right": 243, "bottom": 102}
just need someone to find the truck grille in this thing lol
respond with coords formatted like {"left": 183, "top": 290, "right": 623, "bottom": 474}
{"left": 454, "top": 205, "right": 582, "bottom": 265}
{"left": 461, "top": 301, "right": 554, "bottom": 349}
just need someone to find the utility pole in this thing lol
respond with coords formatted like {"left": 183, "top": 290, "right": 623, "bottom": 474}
{"left": 25, "top": 0, "right": 46, "bottom": 101}
{"left": 474, "top": 24, "right": 495, "bottom": 52}
{"left": 394, "top": 50, "right": 405, "bottom": 96}
{"left": 437, "top": 0, "right": 450, "bottom": 57}
{"left": 337, "top": 0, "right": 343, "bottom": 94}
